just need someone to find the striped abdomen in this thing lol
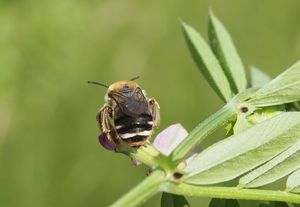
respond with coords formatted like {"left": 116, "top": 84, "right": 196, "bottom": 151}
{"left": 114, "top": 113, "right": 153, "bottom": 145}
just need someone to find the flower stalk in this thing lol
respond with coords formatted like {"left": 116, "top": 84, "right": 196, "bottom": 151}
{"left": 110, "top": 170, "right": 166, "bottom": 207}
{"left": 163, "top": 182, "right": 300, "bottom": 204}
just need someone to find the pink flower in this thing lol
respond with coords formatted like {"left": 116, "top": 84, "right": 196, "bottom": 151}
{"left": 135, "top": 123, "right": 195, "bottom": 167}
{"left": 153, "top": 123, "right": 200, "bottom": 167}
{"left": 152, "top": 123, "right": 188, "bottom": 156}
{"left": 98, "top": 123, "right": 197, "bottom": 166}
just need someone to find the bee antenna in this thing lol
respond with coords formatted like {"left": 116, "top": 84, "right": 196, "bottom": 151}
{"left": 130, "top": 76, "right": 140, "bottom": 81}
{"left": 87, "top": 81, "right": 109, "bottom": 88}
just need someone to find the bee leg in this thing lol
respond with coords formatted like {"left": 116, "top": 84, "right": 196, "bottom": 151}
{"left": 97, "top": 104, "right": 112, "bottom": 133}
{"left": 97, "top": 104, "right": 120, "bottom": 146}
{"left": 149, "top": 98, "right": 160, "bottom": 128}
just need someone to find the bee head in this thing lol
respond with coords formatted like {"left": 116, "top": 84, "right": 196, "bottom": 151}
{"left": 108, "top": 80, "right": 139, "bottom": 94}
{"left": 88, "top": 76, "right": 141, "bottom": 101}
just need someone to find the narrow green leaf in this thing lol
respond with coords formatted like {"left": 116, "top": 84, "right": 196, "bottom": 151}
{"left": 161, "top": 193, "right": 190, "bottom": 207}
{"left": 248, "top": 61, "right": 300, "bottom": 107}
{"left": 182, "top": 21, "right": 233, "bottom": 102}
{"left": 239, "top": 139, "right": 300, "bottom": 188}
{"left": 250, "top": 66, "right": 272, "bottom": 87}
{"left": 286, "top": 168, "right": 300, "bottom": 193}
{"left": 209, "top": 198, "right": 240, "bottom": 207}
{"left": 184, "top": 112, "right": 300, "bottom": 185}
{"left": 208, "top": 11, "right": 247, "bottom": 93}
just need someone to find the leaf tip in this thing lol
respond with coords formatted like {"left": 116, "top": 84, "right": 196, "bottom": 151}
{"left": 208, "top": 8, "right": 216, "bottom": 19}
{"left": 178, "top": 16, "right": 183, "bottom": 23}
{"left": 180, "top": 19, "right": 189, "bottom": 30}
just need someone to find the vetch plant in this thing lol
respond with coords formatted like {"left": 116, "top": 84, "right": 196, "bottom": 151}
{"left": 95, "top": 11, "right": 300, "bottom": 207}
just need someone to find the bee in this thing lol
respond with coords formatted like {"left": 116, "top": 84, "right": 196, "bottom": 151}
{"left": 88, "top": 77, "right": 160, "bottom": 148}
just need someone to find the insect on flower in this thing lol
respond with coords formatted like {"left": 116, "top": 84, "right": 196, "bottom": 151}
{"left": 88, "top": 76, "right": 160, "bottom": 149}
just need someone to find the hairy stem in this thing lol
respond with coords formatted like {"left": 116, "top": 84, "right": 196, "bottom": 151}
{"left": 163, "top": 182, "right": 300, "bottom": 204}
{"left": 171, "top": 102, "right": 236, "bottom": 163}
{"left": 110, "top": 170, "right": 166, "bottom": 207}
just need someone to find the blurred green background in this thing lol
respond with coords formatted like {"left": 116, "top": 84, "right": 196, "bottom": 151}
{"left": 1, "top": 0, "right": 300, "bottom": 206}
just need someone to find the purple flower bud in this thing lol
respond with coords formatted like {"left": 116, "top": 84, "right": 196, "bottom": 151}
{"left": 98, "top": 133, "right": 116, "bottom": 151}
{"left": 153, "top": 123, "right": 188, "bottom": 156}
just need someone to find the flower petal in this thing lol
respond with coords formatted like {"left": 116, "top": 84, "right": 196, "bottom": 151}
{"left": 98, "top": 133, "right": 116, "bottom": 151}
{"left": 153, "top": 123, "right": 188, "bottom": 156}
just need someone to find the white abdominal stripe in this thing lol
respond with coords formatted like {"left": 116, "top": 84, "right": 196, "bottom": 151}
{"left": 119, "top": 130, "right": 152, "bottom": 139}
{"left": 115, "top": 125, "right": 123, "bottom": 130}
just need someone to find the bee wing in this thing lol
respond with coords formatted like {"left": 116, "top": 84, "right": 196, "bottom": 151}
{"left": 109, "top": 89, "right": 149, "bottom": 117}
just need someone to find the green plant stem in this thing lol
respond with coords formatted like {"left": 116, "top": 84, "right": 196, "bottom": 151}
{"left": 163, "top": 182, "right": 300, "bottom": 204}
{"left": 128, "top": 143, "right": 161, "bottom": 167}
{"left": 110, "top": 170, "right": 166, "bottom": 207}
{"left": 127, "top": 141, "right": 174, "bottom": 172}
{"left": 171, "top": 102, "right": 236, "bottom": 163}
